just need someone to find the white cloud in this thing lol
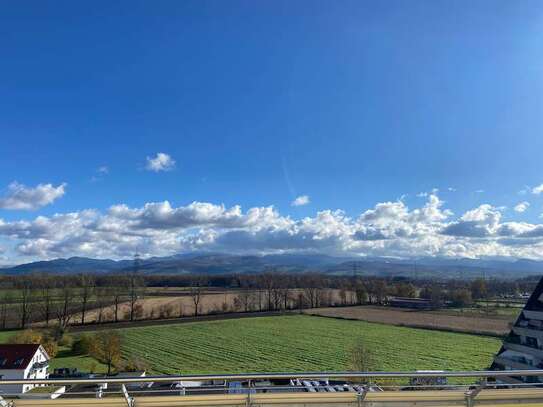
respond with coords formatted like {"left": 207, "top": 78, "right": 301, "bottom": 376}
{"left": 0, "top": 182, "right": 66, "bottom": 211}
{"left": 146, "top": 153, "right": 175, "bottom": 172}
{"left": 4, "top": 193, "right": 543, "bottom": 262}
{"left": 514, "top": 201, "right": 530, "bottom": 213}
{"left": 447, "top": 187, "right": 456, "bottom": 192}
{"left": 532, "top": 184, "right": 543, "bottom": 195}
{"left": 442, "top": 204, "right": 502, "bottom": 237}
{"left": 417, "top": 188, "right": 439, "bottom": 198}
{"left": 291, "top": 195, "right": 310, "bottom": 207}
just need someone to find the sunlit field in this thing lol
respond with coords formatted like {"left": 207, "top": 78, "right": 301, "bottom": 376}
{"left": 118, "top": 315, "right": 501, "bottom": 374}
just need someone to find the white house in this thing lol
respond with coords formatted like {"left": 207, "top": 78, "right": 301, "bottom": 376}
{"left": 0, "top": 344, "right": 50, "bottom": 395}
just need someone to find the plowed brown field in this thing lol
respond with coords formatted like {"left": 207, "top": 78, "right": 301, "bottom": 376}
{"left": 305, "top": 306, "right": 514, "bottom": 336}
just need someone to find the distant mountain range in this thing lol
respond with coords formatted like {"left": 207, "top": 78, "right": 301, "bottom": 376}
{"left": 2, "top": 253, "right": 543, "bottom": 279}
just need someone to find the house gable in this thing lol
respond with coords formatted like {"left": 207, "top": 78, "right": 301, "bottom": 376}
{"left": 0, "top": 344, "right": 44, "bottom": 370}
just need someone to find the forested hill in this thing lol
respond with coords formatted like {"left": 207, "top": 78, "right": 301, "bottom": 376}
{"left": 1, "top": 253, "right": 543, "bottom": 280}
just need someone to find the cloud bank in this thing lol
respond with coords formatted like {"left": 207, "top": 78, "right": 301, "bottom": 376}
{"left": 2, "top": 194, "right": 543, "bottom": 263}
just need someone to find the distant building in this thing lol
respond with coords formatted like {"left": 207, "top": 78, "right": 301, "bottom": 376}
{"left": 0, "top": 344, "right": 50, "bottom": 395}
{"left": 491, "top": 277, "right": 543, "bottom": 385}
{"left": 389, "top": 297, "right": 434, "bottom": 309}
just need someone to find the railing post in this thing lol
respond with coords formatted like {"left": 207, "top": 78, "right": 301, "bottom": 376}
{"left": 357, "top": 385, "right": 367, "bottom": 407}
{"left": 465, "top": 377, "right": 486, "bottom": 407}
{"left": 121, "top": 384, "right": 135, "bottom": 407}
{"left": 0, "top": 395, "right": 13, "bottom": 407}
{"left": 246, "top": 380, "right": 252, "bottom": 407}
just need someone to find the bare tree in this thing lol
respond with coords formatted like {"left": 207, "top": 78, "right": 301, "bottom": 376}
{"left": 257, "top": 289, "right": 263, "bottom": 311}
{"left": 297, "top": 292, "right": 305, "bottom": 313}
{"left": 159, "top": 303, "right": 175, "bottom": 318}
{"left": 0, "top": 291, "right": 12, "bottom": 329}
{"left": 235, "top": 288, "right": 254, "bottom": 312}
{"left": 354, "top": 280, "right": 368, "bottom": 305}
{"left": 110, "top": 281, "right": 125, "bottom": 323}
{"left": 79, "top": 274, "right": 95, "bottom": 325}
{"left": 339, "top": 288, "right": 347, "bottom": 306}
{"left": 189, "top": 277, "right": 207, "bottom": 317}
{"left": 37, "top": 276, "right": 53, "bottom": 327}
{"left": 54, "top": 278, "right": 76, "bottom": 335}
{"left": 373, "top": 280, "right": 388, "bottom": 305}
{"left": 302, "top": 274, "right": 322, "bottom": 309}
{"left": 15, "top": 277, "right": 33, "bottom": 329}
{"left": 278, "top": 275, "right": 292, "bottom": 310}
{"left": 365, "top": 279, "right": 387, "bottom": 304}
{"left": 261, "top": 272, "right": 277, "bottom": 310}
{"left": 95, "top": 287, "right": 110, "bottom": 324}
{"left": 128, "top": 255, "right": 145, "bottom": 322}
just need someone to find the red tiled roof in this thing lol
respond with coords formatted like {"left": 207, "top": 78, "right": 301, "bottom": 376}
{"left": 0, "top": 344, "right": 42, "bottom": 370}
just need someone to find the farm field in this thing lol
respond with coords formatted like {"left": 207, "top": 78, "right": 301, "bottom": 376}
{"left": 434, "top": 305, "right": 521, "bottom": 319}
{"left": 305, "top": 306, "right": 514, "bottom": 336}
{"left": 117, "top": 315, "right": 501, "bottom": 375}
{"left": 76, "top": 288, "right": 346, "bottom": 325}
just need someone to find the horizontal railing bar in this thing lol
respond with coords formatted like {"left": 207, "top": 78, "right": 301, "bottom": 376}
{"left": 1, "top": 370, "right": 543, "bottom": 385}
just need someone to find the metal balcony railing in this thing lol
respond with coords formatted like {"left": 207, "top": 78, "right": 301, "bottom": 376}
{"left": 1, "top": 370, "right": 543, "bottom": 407}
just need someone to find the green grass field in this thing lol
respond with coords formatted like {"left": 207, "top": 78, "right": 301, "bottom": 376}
{"left": 119, "top": 315, "right": 502, "bottom": 375}
{"left": 0, "top": 315, "right": 502, "bottom": 375}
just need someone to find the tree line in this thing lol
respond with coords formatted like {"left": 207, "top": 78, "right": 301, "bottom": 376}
{"left": 0, "top": 271, "right": 533, "bottom": 331}
{"left": 0, "top": 272, "right": 144, "bottom": 331}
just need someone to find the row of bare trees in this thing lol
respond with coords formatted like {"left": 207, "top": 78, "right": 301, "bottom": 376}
{"left": 0, "top": 272, "right": 145, "bottom": 331}
{"left": 0, "top": 270, "right": 529, "bottom": 330}
{"left": 230, "top": 273, "right": 401, "bottom": 312}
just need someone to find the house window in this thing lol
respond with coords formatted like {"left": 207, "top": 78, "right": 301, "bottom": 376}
{"left": 526, "top": 337, "right": 538, "bottom": 348}
{"left": 14, "top": 358, "right": 24, "bottom": 367}
{"left": 0, "top": 357, "right": 6, "bottom": 366}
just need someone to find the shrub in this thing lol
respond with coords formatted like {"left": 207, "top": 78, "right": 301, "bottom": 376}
{"left": 42, "top": 340, "right": 58, "bottom": 358}
{"left": 349, "top": 340, "right": 374, "bottom": 372}
{"left": 8, "top": 329, "right": 58, "bottom": 357}
{"left": 120, "top": 357, "right": 148, "bottom": 372}
{"left": 8, "top": 329, "right": 43, "bottom": 344}
{"left": 58, "top": 334, "right": 74, "bottom": 347}
{"left": 72, "top": 333, "right": 95, "bottom": 355}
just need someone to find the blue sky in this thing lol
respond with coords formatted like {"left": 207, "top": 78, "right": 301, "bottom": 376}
{"left": 1, "top": 1, "right": 543, "bottom": 264}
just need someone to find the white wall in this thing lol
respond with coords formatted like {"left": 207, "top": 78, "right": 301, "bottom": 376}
{"left": 0, "top": 369, "right": 26, "bottom": 396}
